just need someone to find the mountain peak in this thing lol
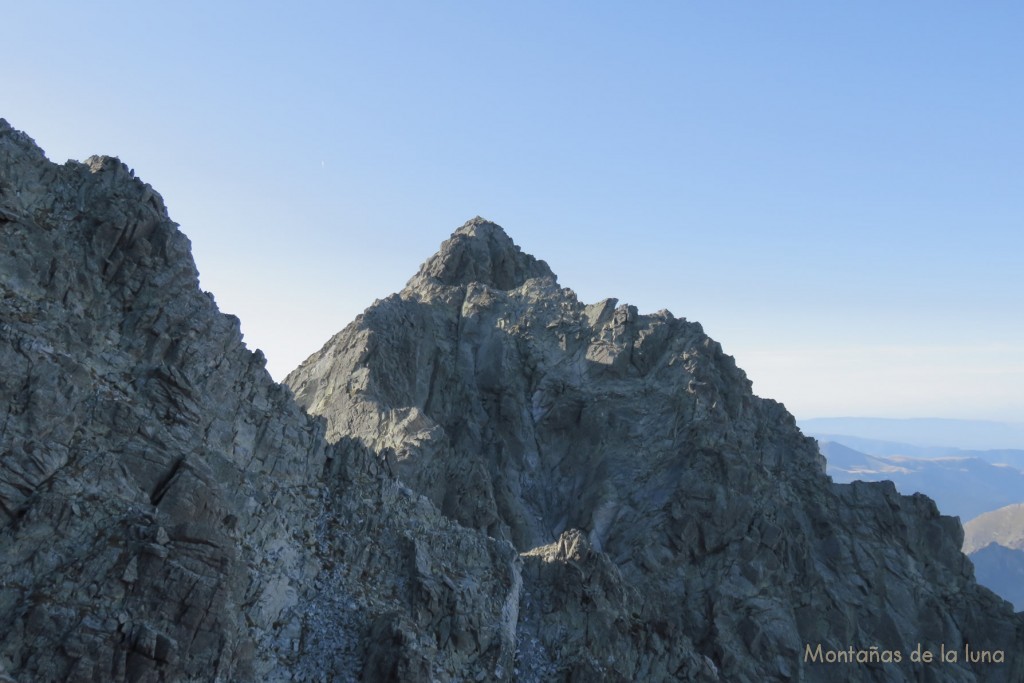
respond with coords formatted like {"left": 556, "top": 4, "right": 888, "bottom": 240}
{"left": 406, "top": 217, "right": 556, "bottom": 292}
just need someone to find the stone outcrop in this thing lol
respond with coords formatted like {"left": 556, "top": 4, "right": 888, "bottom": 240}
{"left": 287, "top": 218, "right": 1024, "bottom": 682}
{"left": 0, "top": 121, "right": 518, "bottom": 682}
{"left": 2, "top": 118, "right": 1022, "bottom": 682}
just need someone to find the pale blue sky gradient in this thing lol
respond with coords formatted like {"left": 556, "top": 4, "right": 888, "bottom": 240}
{"left": 5, "top": 2, "right": 1022, "bottom": 421}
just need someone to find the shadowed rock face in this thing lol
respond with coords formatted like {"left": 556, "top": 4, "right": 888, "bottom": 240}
{"left": 1, "top": 117, "right": 1021, "bottom": 682}
{"left": 0, "top": 124, "right": 314, "bottom": 681}
{"left": 287, "top": 220, "right": 1024, "bottom": 682}
{"left": 0, "top": 121, "right": 519, "bottom": 682}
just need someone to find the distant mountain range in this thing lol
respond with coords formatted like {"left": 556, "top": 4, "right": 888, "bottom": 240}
{"left": 807, "top": 433, "right": 1024, "bottom": 470}
{"left": 964, "top": 503, "right": 1024, "bottom": 554}
{"left": 817, "top": 440, "right": 1024, "bottom": 521}
{"left": 803, "top": 418, "right": 1024, "bottom": 522}
{"left": 800, "top": 417, "right": 1024, "bottom": 451}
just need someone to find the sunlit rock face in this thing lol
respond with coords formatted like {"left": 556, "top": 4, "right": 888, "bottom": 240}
{"left": 287, "top": 217, "right": 1024, "bottom": 681}
{"left": 1, "top": 116, "right": 1021, "bottom": 682}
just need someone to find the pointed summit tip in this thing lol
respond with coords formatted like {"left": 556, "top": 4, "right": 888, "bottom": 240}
{"left": 408, "top": 217, "right": 556, "bottom": 291}
{"left": 449, "top": 217, "right": 523, "bottom": 247}
{"left": 456, "top": 215, "right": 506, "bottom": 235}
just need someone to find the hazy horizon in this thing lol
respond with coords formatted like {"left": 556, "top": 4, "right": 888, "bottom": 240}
{"left": 4, "top": 3, "right": 1021, "bottom": 423}
{"left": 800, "top": 416, "right": 1024, "bottom": 451}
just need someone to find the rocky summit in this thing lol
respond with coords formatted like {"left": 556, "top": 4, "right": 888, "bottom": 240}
{"left": 1, "top": 120, "right": 1022, "bottom": 682}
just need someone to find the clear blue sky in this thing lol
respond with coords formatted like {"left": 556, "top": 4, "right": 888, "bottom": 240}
{"left": 5, "top": 2, "right": 1022, "bottom": 421}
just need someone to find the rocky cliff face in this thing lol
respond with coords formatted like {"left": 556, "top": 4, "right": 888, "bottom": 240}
{"left": 0, "top": 121, "right": 518, "bottom": 682}
{"left": 2, "top": 118, "right": 1021, "bottom": 682}
{"left": 287, "top": 218, "right": 1024, "bottom": 682}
